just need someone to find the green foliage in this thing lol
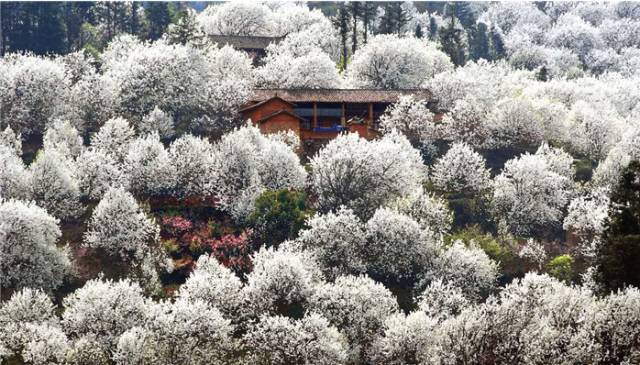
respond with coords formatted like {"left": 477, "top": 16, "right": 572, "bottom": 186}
{"left": 596, "top": 160, "right": 640, "bottom": 292}
{"left": 446, "top": 225, "right": 515, "bottom": 268}
{"left": 439, "top": 13, "right": 466, "bottom": 66}
{"left": 248, "top": 189, "right": 313, "bottom": 249}
{"left": 469, "top": 22, "right": 490, "bottom": 61}
{"left": 546, "top": 254, "right": 575, "bottom": 283}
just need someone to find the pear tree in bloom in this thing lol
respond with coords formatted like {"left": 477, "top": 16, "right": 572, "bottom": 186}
{"left": 431, "top": 142, "right": 492, "bottom": 194}
{"left": 378, "top": 96, "right": 440, "bottom": 158}
{"left": 138, "top": 107, "right": 175, "bottom": 140}
{"left": 177, "top": 255, "right": 244, "bottom": 320}
{"left": 347, "top": 35, "right": 453, "bottom": 89}
{"left": 212, "top": 124, "right": 306, "bottom": 221}
{"left": 386, "top": 188, "right": 453, "bottom": 235}
{"left": 368, "top": 311, "right": 438, "bottom": 365}
{"left": 562, "top": 100, "right": 625, "bottom": 161}
{"left": 255, "top": 49, "right": 342, "bottom": 89}
{"left": 0, "top": 146, "right": 32, "bottom": 200}
{"left": 43, "top": 119, "right": 84, "bottom": 160}
{"left": 364, "top": 207, "right": 440, "bottom": 283}
{"left": 243, "top": 247, "right": 323, "bottom": 317}
{"left": 417, "top": 279, "right": 471, "bottom": 322}
{"left": 486, "top": 97, "right": 546, "bottom": 149}
{"left": 421, "top": 240, "right": 499, "bottom": 300}
{"left": 123, "top": 133, "right": 175, "bottom": 197}
{"left": 198, "top": 2, "right": 270, "bottom": 36}
{"left": 168, "top": 134, "right": 217, "bottom": 197}
{"left": 102, "top": 38, "right": 251, "bottom": 135}
{"left": 0, "top": 126, "right": 22, "bottom": 156}
{"left": 75, "top": 148, "right": 126, "bottom": 201}
{"left": 309, "top": 275, "right": 399, "bottom": 363}
{"left": 592, "top": 128, "right": 640, "bottom": 189}
{"left": 492, "top": 144, "right": 575, "bottom": 236}
{"left": 0, "top": 288, "right": 60, "bottom": 359}
{"left": 292, "top": 208, "right": 368, "bottom": 280}
{"left": 243, "top": 313, "right": 348, "bottom": 365}
{"left": 90, "top": 117, "right": 136, "bottom": 163}
{"left": 563, "top": 188, "right": 610, "bottom": 257}
{"left": 83, "top": 186, "right": 160, "bottom": 264}
{"left": 19, "top": 324, "right": 69, "bottom": 365}
{"left": 61, "top": 278, "right": 149, "bottom": 354}
{"left": 115, "top": 299, "right": 235, "bottom": 365}
{"left": 310, "top": 131, "right": 426, "bottom": 219}
{"left": 518, "top": 238, "right": 548, "bottom": 270}
{"left": 66, "top": 335, "right": 110, "bottom": 365}
{"left": 29, "top": 148, "right": 82, "bottom": 221}
{"left": 0, "top": 199, "right": 71, "bottom": 291}
{"left": 0, "top": 53, "right": 68, "bottom": 137}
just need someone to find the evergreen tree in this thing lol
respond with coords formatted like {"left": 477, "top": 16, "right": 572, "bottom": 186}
{"left": 379, "top": 2, "right": 409, "bottom": 34}
{"left": 415, "top": 24, "right": 424, "bottom": 39}
{"left": 537, "top": 66, "right": 549, "bottom": 82}
{"left": 596, "top": 161, "right": 640, "bottom": 292}
{"left": 333, "top": 3, "right": 350, "bottom": 71}
{"left": 428, "top": 15, "right": 438, "bottom": 40}
{"left": 361, "top": 2, "right": 376, "bottom": 44}
{"left": 167, "top": 9, "right": 206, "bottom": 47}
{"left": 145, "top": 2, "right": 171, "bottom": 40}
{"left": 439, "top": 13, "right": 466, "bottom": 66}
{"left": 469, "top": 21, "right": 489, "bottom": 61}
{"left": 350, "top": 1, "right": 361, "bottom": 54}
{"left": 489, "top": 25, "right": 505, "bottom": 60}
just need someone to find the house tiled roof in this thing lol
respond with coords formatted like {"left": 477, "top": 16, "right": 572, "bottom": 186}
{"left": 255, "top": 109, "right": 307, "bottom": 124}
{"left": 249, "top": 89, "right": 433, "bottom": 103}
{"left": 239, "top": 95, "right": 295, "bottom": 113}
{"left": 209, "top": 35, "right": 283, "bottom": 50}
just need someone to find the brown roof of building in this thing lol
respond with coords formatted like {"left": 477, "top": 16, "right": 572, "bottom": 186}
{"left": 250, "top": 89, "right": 433, "bottom": 103}
{"left": 209, "top": 35, "right": 283, "bottom": 50}
{"left": 238, "top": 96, "right": 295, "bottom": 113}
{"left": 255, "top": 109, "right": 307, "bottom": 124}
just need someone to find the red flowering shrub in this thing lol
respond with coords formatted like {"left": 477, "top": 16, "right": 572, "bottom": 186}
{"left": 160, "top": 214, "right": 252, "bottom": 277}
{"left": 207, "top": 231, "right": 253, "bottom": 274}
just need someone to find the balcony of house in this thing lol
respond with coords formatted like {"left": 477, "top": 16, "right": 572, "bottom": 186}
{"left": 294, "top": 101, "right": 387, "bottom": 140}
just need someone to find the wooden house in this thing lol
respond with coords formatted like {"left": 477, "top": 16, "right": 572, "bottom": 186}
{"left": 209, "top": 35, "right": 283, "bottom": 65}
{"left": 240, "top": 89, "right": 435, "bottom": 153}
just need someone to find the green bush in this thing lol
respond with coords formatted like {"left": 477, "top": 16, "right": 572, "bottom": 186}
{"left": 546, "top": 254, "right": 575, "bottom": 283}
{"left": 248, "top": 189, "right": 313, "bottom": 248}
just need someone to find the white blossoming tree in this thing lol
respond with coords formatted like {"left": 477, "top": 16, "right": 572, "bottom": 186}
{"left": 43, "top": 119, "right": 84, "bottom": 159}
{"left": 293, "top": 208, "right": 368, "bottom": 279}
{"left": 386, "top": 188, "right": 453, "bottom": 235}
{"left": 0, "top": 53, "right": 68, "bottom": 137}
{"left": 0, "top": 126, "right": 22, "bottom": 156}
{"left": 83, "top": 186, "right": 164, "bottom": 274}
{"left": 0, "top": 146, "right": 32, "bottom": 200}
{"left": 492, "top": 145, "right": 575, "bottom": 236}
{"left": 212, "top": 124, "right": 306, "bottom": 221}
{"left": 347, "top": 35, "right": 453, "bottom": 89}
{"left": 243, "top": 247, "right": 322, "bottom": 317}
{"left": 123, "top": 133, "right": 175, "bottom": 197}
{"left": 378, "top": 95, "right": 440, "bottom": 158}
{"left": 243, "top": 314, "right": 348, "bottom": 365}
{"left": 177, "top": 255, "right": 244, "bottom": 320}
{"left": 138, "top": 106, "right": 175, "bottom": 140}
{"left": 168, "top": 134, "right": 217, "bottom": 198}
{"left": 90, "top": 117, "right": 136, "bottom": 163}
{"left": 431, "top": 142, "right": 492, "bottom": 194}
{"left": 75, "top": 148, "right": 126, "bottom": 201}
{"left": 310, "top": 131, "right": 426, "bottom": 219}
{"left": 0, "top": 200, "right": 71, "bottom": 292}
{"left": 61, "top": 278, "right": 149, "bottom": 354}
{"left": 309, "top": 275, "right": 399, "bottom": 363}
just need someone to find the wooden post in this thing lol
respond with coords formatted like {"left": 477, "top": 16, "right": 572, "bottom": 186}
{"left": 341, "top": 103, "right": 346, "bottom": 127}
{"left": 368, "top": 103, "right": 373, "bottom": 127}
{"left": 313, "top": 102, "right": 318, "bottom": 129}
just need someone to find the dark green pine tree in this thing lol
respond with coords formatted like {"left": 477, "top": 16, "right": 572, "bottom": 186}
{"left": 361, "top": 2, "right": 376, "bottom": 44}
{"left": 439, "top": 13, "right": 466, "bottom": 66}
{"left": 415, "top": 24, "right": 424, "bottom": 39}
{"left": 377, "top": 3, "right": 395, "bottom": 34}
{"left": 489, "top": 25, "right": 505, "bottom": 60}
{"left": 33, "top": 2, "right": 67, "bottom": 55}
{"left": 389, "top": 2, "right": 410, "bottom": 34}
{"left": 428, "top": 15, "right": 438, "bottom": 40}
{"left": 596, "top": 161, "right": 640, "bottom": 293}
{"left": 145, "top": 2, "right": 171, "bottom": 40}
{"left": 333, "top": 3, "right": 350, "bottom": 71}
{"left": 469, "top": 21, "right": 490, "bottom": 61}
{"left": 537, "top": 66, "right": 549, "bottom": 81}
{"left": 167, "top": 10, "right": 206, "bottom": 47}
{"left": 350, "top": 1, "right": 361, "bottom": 54}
